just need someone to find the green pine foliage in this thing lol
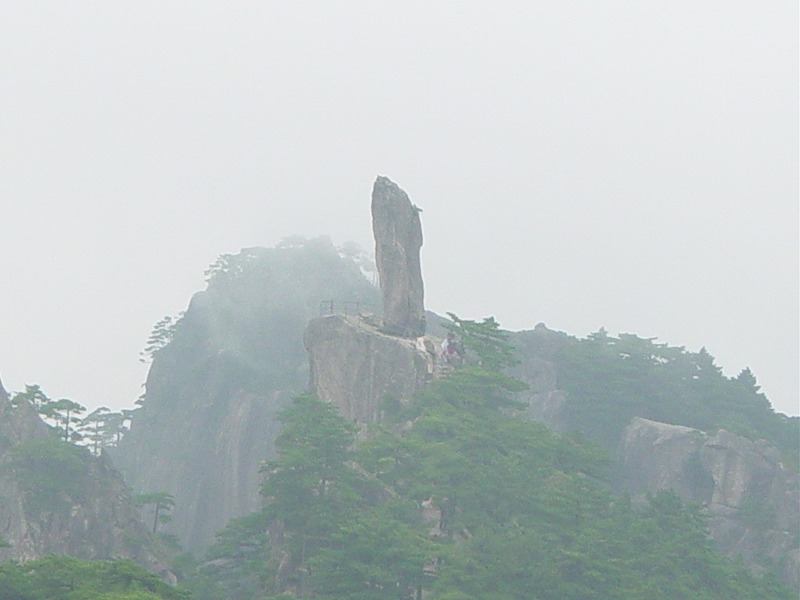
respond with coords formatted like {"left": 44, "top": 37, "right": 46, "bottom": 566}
{"left": 4, "top": 437, "right": 91, "bottom": 514}
{"left": 140, "top": 315, "right": 182, "bottom": 364}
{"left": 552, "top": 330, "right": 799, "bottom": 463}
{"left": 260, "top": 394, "right": 362, "bottom": 569}
{"left": 0, "top": 556, "right": 189, "bottom": 600}
{"left": 133, "top": 493, "right": 177, "bottom": 534}
{"left": 187, "top": 316, "right": 792, "bottom": 599}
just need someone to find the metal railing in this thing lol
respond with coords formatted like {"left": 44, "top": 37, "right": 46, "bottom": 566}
{"left": 319, "top": 300, "right": 377, "bottom": 317}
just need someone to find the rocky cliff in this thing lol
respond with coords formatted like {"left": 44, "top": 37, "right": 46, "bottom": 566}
{"left": 293, "top": 306, "right": 798, "bottom": 597}
{"left": 620, "top": 417, "right": 799, "bottom": 586}
{"left": 114, "top": 237, "right": 380, "bottom": 553}
{"left": 306, "top": 180, "right": 442, "bottom": 423}
{"left": 511, "top": 323, "right": 572, "bottom": 431}
{"left": 305, "top": 314, "right": 440, "bottom": 424}
{"left": 508, "top": 326, "right": 800, "bottom": 588}
{"left": 111, "top": 184, "right": 796, "bottom": 588}
{"left": 0, "top": 379, "right": 171, "bottom": 577}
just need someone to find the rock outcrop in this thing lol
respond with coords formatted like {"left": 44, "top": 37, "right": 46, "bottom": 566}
{"left": 110, "top": 185, "right": 796, "bottom": 589}
{"left": 509, "top": 324, "right": 572, "bottom": 431}
{"left": 114, "top": 238, "right": 380, "bottom": 553}
{"left": 372, "top": 176, "right": 425, "bottom": 337}
{"left": 0, "top": 378, "right": 171, "bottom": 578}
{"left": 505, "top": 327, "right": 799, "bottom": 587}
{"left": 305, "top": 178, "right": 440, "bottom": 423}
{"left": 305, "top": 314, "right": 439, "bottom": 424}
{"left": 115, "top": 364, "right": 291, "bottom": 554}
{"left": 619, "top": 418, "right": 799, "bottom": 587}
{"left": 0, "top": 379, "right": 50, "bottom": 443}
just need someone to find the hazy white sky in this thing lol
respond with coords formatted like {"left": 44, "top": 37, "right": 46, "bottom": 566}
{"left": 1, "top": 2, "right": 797, "bottom": 416}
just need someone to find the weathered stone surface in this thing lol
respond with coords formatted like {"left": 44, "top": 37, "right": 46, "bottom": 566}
{"left": 114, "top": 292, "right": 295, "bottom": 553}
{"left": 619, "top": 417, "right": 800, "bottom": 587}
{"left": 618, "top": 418, "right": 707, "bottom": 498}
{"left": 479, "top": 325, "right": 800, "bottom": 586}
{"left": 114, "top": 239, "right": 380, "bottom": 553}
{"left": 371, "top": 176, "right": 425, "bottom": 337}
{"left": 305, "top": 314, "right": 438, "bottom": 424}
{"left": 0, "top": 380, "right": 171, "bottom": 579}
{"left": 0, "top": 378, "right": 50, "bottom": 445}
{"left": 509, "top": 324, "right": 572, "bottom": 431}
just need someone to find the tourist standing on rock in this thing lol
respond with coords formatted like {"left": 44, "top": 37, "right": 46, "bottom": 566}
{"left": 441, "top": 332, "right": 462, "bottom": 364}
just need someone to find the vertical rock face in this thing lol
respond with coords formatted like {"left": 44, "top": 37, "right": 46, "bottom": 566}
{"left": 304, "top": 177, "right": 437, "bottom": 423}
{"left": 114, "top": 239, "right": 380, "bottom": 554}
{"left": 371, "top": 176, "right": 425, "bottom": 337}
{"left": 509, "top": 325, "right": 572, "bottom": 431}
{"left": 115, "top": 331, "right": 291, "bottom": 553}
{"left": 304, "top": 314, "right": 437, "bottom": 424}
{"left": 505, "top": 330, "right": 799, "bottom": 588}
{"left": 619, "top": 417, "right": 800, "bottom": 588}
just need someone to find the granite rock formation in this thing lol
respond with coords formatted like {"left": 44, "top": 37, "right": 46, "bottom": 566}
{"left": 110, "top": 184, "right": 795, "bottom": 587}
{"left": 619, "top": 417, "right": 799, "bottom": 587}
{"left": 305, "top": 314, "right": 439, "bottom": 424}
{"left": 114, "top": 238, "right": 380, "bottom": 553}
{"left": 507, "top": 325, "right": 799, "bottom": 587}
{"left": 371, "top": 176, "right": 425, "bottom": 337}
{"left": 305, "top": 178, "right": 440, "bottom": 423}
{"left": 0, "top": 378, "right": 171, "bottom": 578}
{"left": 510, "top": 324, "right": 572, "bottom": 431}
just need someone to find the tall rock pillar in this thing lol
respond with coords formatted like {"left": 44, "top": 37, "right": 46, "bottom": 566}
{"left": 371, "top": 176, "right": 425, "bottom": 336}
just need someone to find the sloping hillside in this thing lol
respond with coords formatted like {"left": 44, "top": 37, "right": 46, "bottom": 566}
{"left": 0, "top": 379, "right": 170, "bottom": 577}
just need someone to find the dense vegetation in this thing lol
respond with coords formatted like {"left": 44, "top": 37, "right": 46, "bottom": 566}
{"left": 5, "top": 436, "right": 91, "bottom": 514}
{"left": 178, "top": 318, "right": 792, "bottom": 599}
{"left": 0, "top": 556, "right": 189, "bottom": 600}
{"left": 535, "top": 329, "right": 799, "bottom": 464}
{"left": 3, "top": 238, "right": 795, "bottom": 598}
{"left": 105, "top": 237, "right": 383, "bottom": 553}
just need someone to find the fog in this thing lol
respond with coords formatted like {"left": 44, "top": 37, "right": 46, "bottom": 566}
{"left": 1, "top": 2, "right": 797, "bottom": 416}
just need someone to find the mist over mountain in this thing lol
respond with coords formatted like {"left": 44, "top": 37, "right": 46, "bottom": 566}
{"left": 109, "top": 220, "right": 795, "bottom": 596}
{"left": 113, "top": 237, "right": 380, "bottom": 552}
{"left": 1, "top": 191, "right": 796, "bottom": 598}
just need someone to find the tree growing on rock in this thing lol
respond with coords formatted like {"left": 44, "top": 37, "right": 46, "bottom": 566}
{"left": 10, "top": 384, "right": 52, "bottom": 416}
{"left": 134, "top": 492, "right": 176, "bottom": 534}
{"left": 49, "top": 398, "right": 86, "bottom": 443}
{"left": 80, "top": 406, "right": 112, "bottom": 454}
{"left": 140, "top": 314, "right": 183, "bottom": 363}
